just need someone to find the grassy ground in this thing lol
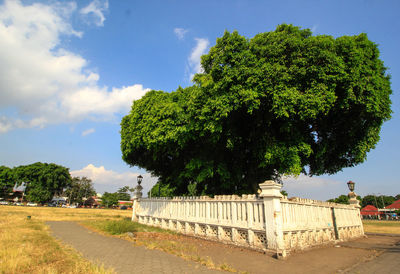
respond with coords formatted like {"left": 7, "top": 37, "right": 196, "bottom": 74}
{"left": 81, "top": 218, "right": 237, "bottom": 272}
{"left": 3, "top": 205, "right": 396, "bottom": 273}
{"left": 0, "top": 205, "right": 131, "bottom": 273}
{"left": 362, "top": 220, "right": 400, "bottom": 234}
{"left": 0, "top": 205, "right": 235, "bottom": 273}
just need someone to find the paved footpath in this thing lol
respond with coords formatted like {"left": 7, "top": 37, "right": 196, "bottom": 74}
{"left": 47, "top": 221, "right": 222, "bottom": 274}
{"left": 342, "top": 234, "right": 400, "bottom": 274}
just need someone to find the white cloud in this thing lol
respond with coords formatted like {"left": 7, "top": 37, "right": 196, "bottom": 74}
{"left": 174, "top": 27, "right": 188, "bottom": 40}
{"left": 0, "top": 0, "right": 149, "bottom": 133}
{"left": 71, "top": 164, "right": 158, "bottom": 195}
{"left": 81, "top": 128, "right": 95, "bottom": 136}
{"left": 80, "top": 0, "right": 108, "bottom": 27}
{"left": 0, "top": 117, "right": 12, "bottom": 133}
{"left": 187, "top": 38, "right": 209, "bottom": 80}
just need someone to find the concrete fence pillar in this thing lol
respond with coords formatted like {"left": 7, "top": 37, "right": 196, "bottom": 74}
{"left": 259, "top": 180, "right": 286, "bottom": 258}
{"left": 132, "top": 198, "right": 139, "bottom": 221}
{"left": 348, "top": 191, "right": 364, "bottom": 236}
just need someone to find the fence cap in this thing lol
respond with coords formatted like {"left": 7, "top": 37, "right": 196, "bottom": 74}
{"left": 259, "top": 180, "right": 283, "bottom": 198}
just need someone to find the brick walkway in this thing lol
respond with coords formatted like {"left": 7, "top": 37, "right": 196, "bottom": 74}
{"left": 47, "top": 221, "right": 221, "bottom": 274}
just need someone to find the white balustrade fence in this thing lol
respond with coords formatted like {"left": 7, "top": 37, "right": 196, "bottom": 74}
{"left": 133, "top": 181, "right": 364, "bottom": 257}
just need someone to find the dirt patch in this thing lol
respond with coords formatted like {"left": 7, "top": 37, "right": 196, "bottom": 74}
{"left": 126, "top": 232, "right": 384, "bottom": 274}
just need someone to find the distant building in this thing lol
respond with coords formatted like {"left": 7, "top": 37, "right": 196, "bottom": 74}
{"left": 385, "top": 199, "right": 400, "bottom": 210}
{"left": 360, "top": 205, "right": 381, "bottom": 219}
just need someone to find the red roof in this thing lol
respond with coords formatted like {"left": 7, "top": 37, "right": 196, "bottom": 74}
{"left": 361, "top": 205, "right": 380, "bottom": 215}
{"left": 385, "top": 199, "right": 400, "bottom": 209}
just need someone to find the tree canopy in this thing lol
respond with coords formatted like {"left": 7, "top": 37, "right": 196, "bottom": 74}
{"left": 361, "top": 194, "right": 396, "bottom": 208}
{"left": 121, "top": 24, "right": 392, "bottom": 195}
{"left": 65, "top": 176, "right": 96, "bottom": 205}
{"left": 0, "top": 166, "right": 15, "bottom": 198}
{"left": 13, "top": 162, "right": 72, "bottom": 203}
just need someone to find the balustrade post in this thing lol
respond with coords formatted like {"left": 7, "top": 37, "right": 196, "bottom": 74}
{"left": 259, "top": 180, "right": 286, "bottom": 258}
{"left": 217, "top": 197, "right": 223, "bottom": 224}
{"left": 246, "top": 196, "right": 254, "bottom": 245}
{"left": 131, "top": 197, "right": 139, "bottom": 221}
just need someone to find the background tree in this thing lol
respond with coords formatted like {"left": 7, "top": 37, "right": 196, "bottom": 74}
{"left": 327, "top": 195, "right": 350, "bottom": 204}
{"left": 0, "top": 166, "right": 15, "bottom": 198}
{"left": 64, "top": 177, "right": 96, "bottom": 205}
{"left": 280, "top": 190, "right": 288, "bottom": 197}
{"left": 121, "top": 24, "right": 392, "bottom": 195}
{"left": 327, "top": 194, "right": 362, "bottom": 205}
{"left": 361, "top": 194, "right": 395, "bottom": 208}
{"left": 148, "top": 182, "right": 177, "bottom": 197}
{"left": 116, "top": 186, "right": 132, "bottom": 201}
{"left": 13, "top": 162, "right": 72, "bottom": 204}
{"left": 101, "top": 192, "right": 119, "bottom": 208}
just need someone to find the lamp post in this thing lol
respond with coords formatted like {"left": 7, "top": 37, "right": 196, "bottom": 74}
{"left": 137, "top": 174, "right": 143, "bottom": 185}
{"left": 132, "top": 175, "right": 143, "bottom": 222}
{"left": 347, "top": 180, "right": 360, "bottom": 208}
{"left": 135, "top": 175, "right": 143, "bottom": 198}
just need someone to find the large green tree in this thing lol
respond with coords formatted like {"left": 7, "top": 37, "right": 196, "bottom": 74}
{"left": 361, "top": 195, "right": 395, "bottom": 208}
{"left": 121, "top": 24, "right": 392, "bottom": 195}
{"left": 0, "top": 166, "right": 15, "bottom": 198}
{"left": 116, "top": 186, "right": 132, "bottom": 201}
{"left": 101, "top": 192, "right": 119, "bottom": 208}
{"left": 64, "top": 176, "right": 96, "bottom": 205}
{"left": 14, "top": 162, "right": 72, "bottom": 203}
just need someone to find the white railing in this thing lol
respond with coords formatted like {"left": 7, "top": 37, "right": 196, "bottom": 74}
{"left": 137, "top": 195, "right": 265, "bottom": 231}
{"left": 133, "top": 181, "right": 364, "bottom": 257}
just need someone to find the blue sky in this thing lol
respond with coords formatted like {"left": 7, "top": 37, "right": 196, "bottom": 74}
{"left": 0, "top": 0, "right": 398, "bottom": 200}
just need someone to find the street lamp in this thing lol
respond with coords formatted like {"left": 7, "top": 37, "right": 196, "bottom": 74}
{"left": 347, "top": 180, "right": 360, "bottom": 208}
{"left": 137, "top": 174, "right": 143, "bottom": 185}
{"left": 347, "top": 181, "right": 355, "bottom": 192}
{"left": 135, "top": 175, "right": 143, "bottom": 199}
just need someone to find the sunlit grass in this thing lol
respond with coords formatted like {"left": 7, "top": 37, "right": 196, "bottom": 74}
{"left": 0, "top": 205, "right": 131, "bottom": 273}
{"left": 83, "top": 217, "right": 171, "bottom": 235}
{"left": 362, "top": 220, "right": 400, "bottom": 234}
{"left": 83, "top": 218, "right": 237, "bottom": 272}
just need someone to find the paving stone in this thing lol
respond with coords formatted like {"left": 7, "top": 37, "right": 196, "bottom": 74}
{"left": 47, "top": 221, "right": 221, "bottom": 274}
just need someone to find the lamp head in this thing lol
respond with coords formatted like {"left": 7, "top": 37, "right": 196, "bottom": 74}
{"left": 137, "top": 175, "right": 143, "bottom": 185}
{"left": 347, "top": 181, "right": 355, "bottom": 192}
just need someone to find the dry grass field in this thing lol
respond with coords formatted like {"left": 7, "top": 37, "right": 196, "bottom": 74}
{"left": 362, "top": 220, "right": 400, "bottom": 234}
{"left": 2, "top": 205, "right": 398, "bottom": 273}
{"left": 0, "top": 205, "right": 131, "bottom": 274}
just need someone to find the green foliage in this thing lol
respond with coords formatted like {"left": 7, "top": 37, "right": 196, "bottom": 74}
{"left": 327, "top": 195, "right": 350, "bottom": 204}
{"left": 0, "top": 166, "right": 15, "bottom": 198}
{"left": 13, "top": 162, "right": 71, "bottom": 203}
{"left": 328, "top": 194, "right": 362, "bottom": 205}
{"left": 100, "top": 186, "right": 132, "bottom": 207}
{"left": 361, "top": 195, "right": 396, "bottom": 208}
{"left": 121, "top": 24, "right": 392, "bottom": 195}
{"left": 187, "top": 182, "right": 197, "bottom": 196}
{"left": 101, "top": 192, "right": 119, "bottom": 208}
{"left": 86, "top": 218, "right": 170, "bottom": 235}
{"left": 116, "top": 186, "right": 132, "bottom": 201}
{"left": 148, "top": 182, "right": 176, "bottom": 197}
{"left": 64, "top": 177, "right": 96, "bottom": 205}
{"left": 94, "top": 219, "right": 138, "bottom": 235}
